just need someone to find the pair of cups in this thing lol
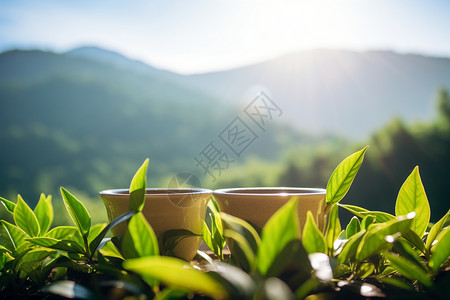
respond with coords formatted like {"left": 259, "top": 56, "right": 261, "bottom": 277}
{"left": 100, "top": 187, "right": 327, "bottom": 261}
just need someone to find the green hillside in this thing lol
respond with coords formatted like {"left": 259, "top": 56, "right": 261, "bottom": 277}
{"left": 0, "top": 49, "right": 324, "bottom": 218}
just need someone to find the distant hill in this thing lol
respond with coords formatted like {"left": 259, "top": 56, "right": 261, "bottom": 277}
{"left": 187, "top": 49, "right": 450, "bottom": 138}
{"left": 0, "top": 48, "right": 313, "bottom": 205}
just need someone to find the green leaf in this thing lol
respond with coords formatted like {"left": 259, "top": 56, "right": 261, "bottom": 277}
{"left": 385, "top": 252, "right": 433, "bottom": 287}
{"left": 221, "top": 213, "right": 261, "bottom": 252}
{"left": 123, "top": 256, "right": 227, "bottom": 299}
{"left": 338, "top": 229, "right": 366, "bottom": 264}
{"left": 202, "top": 221, "right": 216, "bottom": 252}
{"left": 395, "top": 166, "right": 430, "bottom": 238}
{"left": 89, "top": 210, "right": 136, "bottom": 255}
{"left": 34, "top": 194, "right": 53, "bottom": 235}
{"left": 16, "top": 248, "right": 56, "bottom": 273}
{"left": 223, "top": 229, "right": 257, "bottom": 272}
{"left": 354, "top": 262, "right": 375, "bottom": 279}
{"left": 129, "top": 158, "right": 149, "bottom": 212}
{"left": 211, "top": 212, "right": 225, "bottom": 250}
{"left": 429, "top": 226, "right": 450, "bottom": 273}
{"left": 401, "top": 229, "right": 427, "bottom": 255}
{"left": 45, "top": 226, "right": 78, "bottom": 240}
{"left": 221, "top": 212, "right": 260, "bottom": 271}
{"left": 121, "top": 212, "right": 159, "bottom": 259}
{"left": 346, "top": 216, "right": 361, "bottom": 238}
{"left": 325, "top": 204, "right": 341, "bottom": 255}
{"left": 1, "top": 220, "right": 27, "bottom": 251}
{"left": 339, "top": 204, "right": 395, "bottom": 223}
{"left": 87, "top": 223, "right": 106, "bottom": 245}
{"left": 60, "top": 187, "right": 91, "bottom": 238}
{"left": 26, "top": 237, "right": 85, "bottom": 253}
{"left": 378, "top": 277, "right": 415, "bottom": 291}
{"left": 257, "top": 197, "right": 300, "bottom": 276}
{"left": 0, "top": 196, "right": 16, "bottom": 214}
{"left": 207, "top": 261, "right": 255, "bottom": 300}
{"left": 426, "top": 209, "right": 450, "bottom": 250}
{"left": 14, "top": 195, "right": 40, "bottom": 237}
{"left": 326, "top": 146, "right": 368, "bottom": 205}
{"left": 302, "top": 211, "right": 326, "bottom": 254}
{"left": 361, "top": 215, "right": 376, "bottom": 230}
{"left": 160, "top": 229, "right": 200, "bottom": 256}
{"left": 356, "top": 214, "right": 414, "bottom": 261}
{"left": 392, "top": 239, "right": 427, "bottom": 271}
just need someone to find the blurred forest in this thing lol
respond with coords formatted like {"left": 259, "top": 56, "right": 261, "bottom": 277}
{"left": 0, "top": 48, "right": 449, "bottom": 225}
{"left": 215, "top": 89, "right": 450, "bottom": 222}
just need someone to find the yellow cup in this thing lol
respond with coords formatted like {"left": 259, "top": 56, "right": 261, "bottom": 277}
{"left": 213, "top": 187, "right": 328, "bottom": 231}
{"left": 99, "top": 188, "right": 211, "bottom": 261}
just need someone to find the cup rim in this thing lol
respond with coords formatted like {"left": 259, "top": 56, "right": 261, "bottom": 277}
{"left": 213, "top": 187, "right": 326, "bottom": 196}
{"left": 99, "top": 188, "right": 212, "bottom": 196}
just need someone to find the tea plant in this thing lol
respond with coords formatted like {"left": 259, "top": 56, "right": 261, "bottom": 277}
{"left": 0, "top": 148, "right": 449, "bottom": 299}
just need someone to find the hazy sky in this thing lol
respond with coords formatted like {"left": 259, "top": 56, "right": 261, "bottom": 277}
{"left": 1, "top": 0, "right": 449, "bottom": 74}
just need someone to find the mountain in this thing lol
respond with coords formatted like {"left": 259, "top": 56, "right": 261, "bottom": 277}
{"left": 65, "top": 46, "right": 177, "bottom": 79}
{"left": 187, "top": 49, "right": 450, "bottom": 138}
{"left": 0, "top": 48, "right": 313, "bottom": 207}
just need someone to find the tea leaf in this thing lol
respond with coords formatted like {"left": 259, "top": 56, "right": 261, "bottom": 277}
{"left": 34, "top": 194, "right": 53, "bottom": 235}
{"left": 26, "top": 237, "right": 85, "bottom": 254}
{"left": 326, "top": 146, "right": 368, "bottom": 205}
{"left": 202, "top": 221, "right": 216, "bottom": 253}
{"left": 392, "top": 239, "right": 427, "bottom": 271}
{"left": 129, "top": 158, "right": 149, "bottom": 212}
{"left": 356, "top": 215, "right": 414, "bottom": 261}
{"left": 123, "top": 256, "right": 227, "bottom": 299}
{"left": 89, "top": 210, "right": 136, "bottom": 254}
{"left": 257, "top": 197, "right": 300, "bottom": 276}
{"left": 354, "top": 262, "right": 375, "bottom": 279}
{"left": 17, "top": 248, "right": 56, "bottom": 274}
{"left": 339, "top": 204, "right": 395, "bottom": 223}
{"left": 221, "top": 213, "right": 261, "bottom": 253}
{"left": 0, "top": 196, "right": 16, "bottom": 214}
{"left": 395, "top": 166, "right": 430, "bottom": 238}
{"left": 426, "top": 209, "right": 450, "bottom": 250}
{"left": 223, "top": 229, "right": 257, "bottom": 271}
{"left": 14, "top": 195, "right": 40, "bottom": 237}
{"left": 361, "top": 215, "right": 376, "bottom": 230}
{"left": 378, "top": 277, "right": 415, "bottom": 291}
{"left": 429, "top": 226, "right": 450, "bottom": 274}
{"left": 325, "top": 204, "right": 341, "bottom": 255}
{"left": 401, "top": 229, "right": 427, "bottom": 255}
{"left": 221, "top": 212, "right": 260, "bottom": 270}
{"left": 211, "top": 212, "right": 225, "bottom": 249}
{"left": 87, "top": 223, "right": 106, "bottom": 245}
{"left": 161, "top": 229, "right": 200, "bottom": 256}
{"left": 45, "top": 226, "right": 78, "bottom": 239}
{"left": 1, "top": 220, "right": 27, "bottom": 251}
{"left": 121, "top": 212, "right": 159, "bottom": 259}
{"left": 346, "top": 216, "right": 361, "bottom": 238}
{"left": 266, "top": 239, "right": 312, "bottom": 279}
{"left": 302, "top": 211, "right": 326, "bottom": 254}
{"left": 207, "top": 261, "right": 255, "bottom": 300}
{"left": 338, "top": 229, "right": 366, "bottom": 264}
{"left": 60, "top": 187, "right": 91, "bottom": 238}
{"left": 385, "top": 253, "right": 433, "bottom": 287}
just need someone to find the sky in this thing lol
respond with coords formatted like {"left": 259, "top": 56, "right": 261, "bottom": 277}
{"left": 0, "top": 0, "right": 450, "bottom": 74}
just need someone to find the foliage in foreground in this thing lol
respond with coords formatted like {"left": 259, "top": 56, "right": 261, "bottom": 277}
{"left": 0, "top": 148, "right": 449, "bottom": 299}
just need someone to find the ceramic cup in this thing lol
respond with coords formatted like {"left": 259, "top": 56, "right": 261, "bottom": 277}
{"left": 99, "top": 188, "right": 211, "bottom": 261}
{"left": 213, "top": 187, "right": 328, "bottom": 231}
